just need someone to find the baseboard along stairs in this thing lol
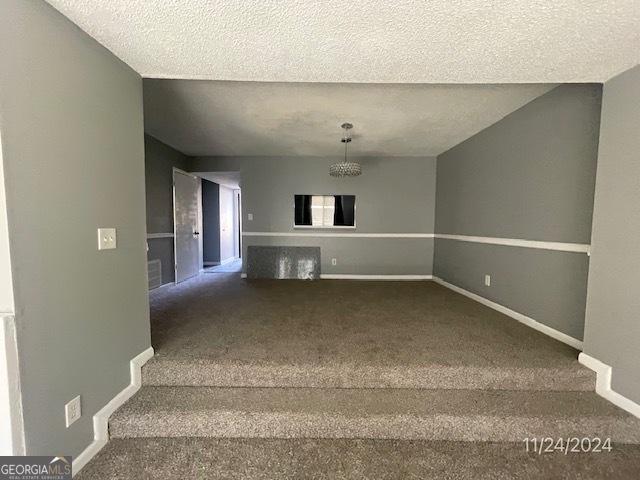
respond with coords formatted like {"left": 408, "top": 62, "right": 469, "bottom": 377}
{"left": 109, "top": 348, "right": 640, "bottom": 447}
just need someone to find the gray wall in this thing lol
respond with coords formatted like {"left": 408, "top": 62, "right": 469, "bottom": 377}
{"left": 202, "top": 179, "right": 220, "bottom": 264}
{"left": 0, "top": 0, "right": 150, "bottom": 457}
{"left": 144, "top": 134, "right": 190, "bottom": 284}
{"left": 433, "top": 241, "right": 589, "bottom": 339}
{"left": 584, "top": 66, "right": 640, "bottom": 403}
{"left": 190, "top": 156, "right": 437, "bottom": 275}
{"left": 435, "top": 84, "right": 602, "bottom": 340}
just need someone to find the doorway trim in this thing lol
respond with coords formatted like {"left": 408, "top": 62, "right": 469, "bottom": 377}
{"left": 235, "top": 189, "right": 242, "bottom": 259}
{"left": 0, "top": 315, "right": 25, "bottom": 455}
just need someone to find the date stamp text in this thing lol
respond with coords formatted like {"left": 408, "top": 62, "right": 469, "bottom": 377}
{"left": 523, "top": 437, "right": 612, "bottom": 454}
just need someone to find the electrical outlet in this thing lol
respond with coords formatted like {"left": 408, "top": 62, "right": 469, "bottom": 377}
{"left": 97, "top": 228, "right": 117, "bottom": 250}
{"left": 65, "top": 395, "right": 81, "bottom": 427}
{"left": 331, "top": 258, "right": 337, "bottom": 266}
{"left": 247, "top": 213, "right": 253, "bottom": 221}
{"left": 484, "top": 274, "right": 491, "bottom": 287}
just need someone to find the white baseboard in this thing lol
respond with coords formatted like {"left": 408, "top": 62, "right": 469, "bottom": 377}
{"left": 220, "top": 256, "right": 238, "bottom": 266}
{"left": 204, "top": 258, "right": 237, "bottom": 268}
{"left": 578, "top": 352, "right": 640, "bottom": 418}
{"left": 240, "top": 273, "right": 432, "bottom": 280}
{"left": 432, "top": 277, "right": 583, "bottom": 350}
{"left": 72, "top": 346, "right": 154, "bottom": 476}
{"left": 321, "top": 274, "right": 433, "bottom": 280}
{"left": 149, "top": 281, "right": 174, "bottom": 293}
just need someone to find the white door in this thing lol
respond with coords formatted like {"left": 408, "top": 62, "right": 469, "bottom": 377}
{"left": 173, "top": 169, "right": 200, "bottom": 283}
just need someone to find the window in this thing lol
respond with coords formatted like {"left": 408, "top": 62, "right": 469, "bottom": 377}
{"left": 311, "top": 195, "right": 335, "bottom": 227}
{"left": 294, "top": 195, "right": 356, "bottom": 228}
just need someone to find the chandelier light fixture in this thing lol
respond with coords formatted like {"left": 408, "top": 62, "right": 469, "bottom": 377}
{"left": 329, "top": 123, "right": 362, "bottom": 177}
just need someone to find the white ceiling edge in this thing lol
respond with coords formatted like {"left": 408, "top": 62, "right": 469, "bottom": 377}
{"left": 45, "top": 0, "right": 640, "bottom": 84}
{"left": 140, "top": 73, "right": 618, "bottom": 84}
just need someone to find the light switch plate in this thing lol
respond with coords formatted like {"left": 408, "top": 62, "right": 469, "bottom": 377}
{"left": 65, "top": 395, "right": 81, "bottom": 427}
{"left": 247, "top": 213, "right": 253, "bottom": 221}
{"left": 98, "top": 228, "right": 117, "bottom": 250}
{"left": 331, "top": 258, "right": 337, "bottom": 266}
{"left": 484, "top": 274, "right": 491, "bottom": 286}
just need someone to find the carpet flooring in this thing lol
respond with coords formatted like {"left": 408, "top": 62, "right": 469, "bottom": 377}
{"left": 77, "top": 438, "right": 640, "bottom": 480}
{"left": 75, "top": 275, "right": 640, "bottom": 478}
{"left": 109, "top": 386, "right": 640, "bottom": 442}
{"left": 148, "top": 275, "right": 581, "bottom": 366}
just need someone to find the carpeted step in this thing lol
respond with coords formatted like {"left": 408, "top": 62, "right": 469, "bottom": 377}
{"left": 109, "top": 386, "right": 640, "bottom": 442}
{"left": 142, "top": 357, "right": 596, "bottom": 391}
{"left": 76, "top": 437, "right": 640, "bottom": 480}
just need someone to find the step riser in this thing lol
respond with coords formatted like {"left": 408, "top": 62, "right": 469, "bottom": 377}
{"left": 72, "top": 437, "right": 640, "bottom": 480}
{"left": 110, "top": 413, "right": 640, "bottom": 443}
{"left": 142, "top": 363, "right": 595, "bottom": 391}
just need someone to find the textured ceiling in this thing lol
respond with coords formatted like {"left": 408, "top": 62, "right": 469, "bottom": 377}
{"left": 46, "top": 0, "right": 638, "bottom": 83}
{"left": 143, "top": 80, "right": 555, "bottom": 156}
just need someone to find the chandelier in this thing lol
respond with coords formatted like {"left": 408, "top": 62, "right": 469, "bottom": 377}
{"left": 329, "top": 123, "right": 362, "bottom": 177}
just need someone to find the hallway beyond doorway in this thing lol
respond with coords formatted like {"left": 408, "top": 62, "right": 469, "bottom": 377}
{"left": 203, "top": 258, "right": 242, "bottom": 274}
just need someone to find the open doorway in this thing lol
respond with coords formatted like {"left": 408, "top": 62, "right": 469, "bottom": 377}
{"left": 195, "top": 172, "right": 242, "bottom": 274}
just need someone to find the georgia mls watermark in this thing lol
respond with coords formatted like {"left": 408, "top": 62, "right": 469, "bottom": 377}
{"left": 0, "top": 457, "right": 71, "bottom": 480}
